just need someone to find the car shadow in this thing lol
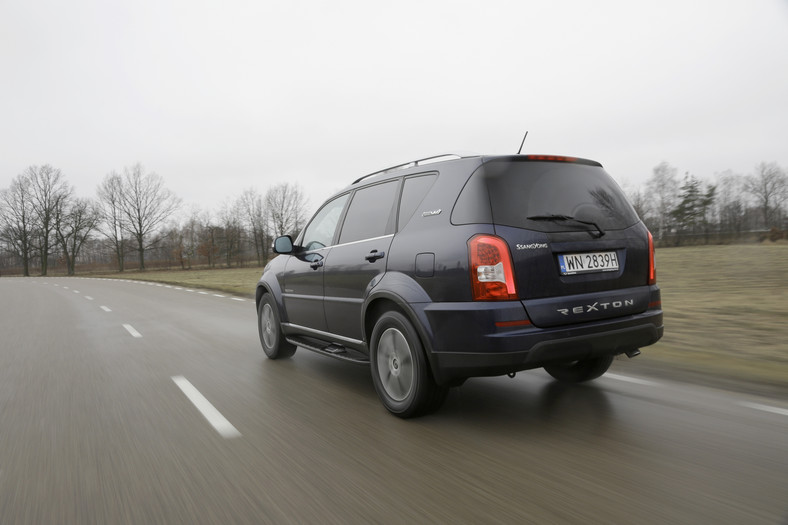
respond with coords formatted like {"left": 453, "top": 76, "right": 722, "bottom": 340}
{"left": 263, "top": 351, "right": 616, "bottom": 435}
{"left": 436, "top": 374, "right": 616, "bottom": 435}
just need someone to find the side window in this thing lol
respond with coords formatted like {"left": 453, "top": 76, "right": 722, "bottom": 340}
{"left": 338, "top": 180, "right": 399, "bottom": 244}
{"left": 300, "top": 194, "right": 349, "bottom": 251}
{"left": 398, "top": 174, "right": 438, "bottom": 230}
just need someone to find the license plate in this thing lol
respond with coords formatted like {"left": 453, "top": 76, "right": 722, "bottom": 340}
{"left": 558, "top": 251, "right": 619, "bottom": 275}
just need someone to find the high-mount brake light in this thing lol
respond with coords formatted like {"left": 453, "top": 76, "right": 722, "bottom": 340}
{"left": 468, "top": 235, "right": 518, "bottom": 301}
{"left": 523, "top": 154, "right": 578, "bottom": 163}
{"left": 648, "top": 231, "right": 657, "bottom": 285}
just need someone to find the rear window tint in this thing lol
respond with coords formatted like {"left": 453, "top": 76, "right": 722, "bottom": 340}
{"left": 452, "top": 160, "right": 639, "bottom": 231}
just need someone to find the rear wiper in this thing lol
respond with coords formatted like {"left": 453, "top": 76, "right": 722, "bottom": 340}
{"left": 526, "top": 214, "right": 605, "bottom": 238}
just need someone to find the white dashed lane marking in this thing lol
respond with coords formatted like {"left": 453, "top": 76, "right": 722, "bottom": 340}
{"left": 100, "top": 306, "right": 112, "bottom": 312}
{"left": 605, "top": 373, "right": 660, "bottom": 387}
{"left": 171, "top": 376, "right": 241, "bottom": 439}
{"left": 739, "top": 402, "right": 788, "bottom": 418}
{"left": 123, "top": 324, "right": 142, "bottom": 338}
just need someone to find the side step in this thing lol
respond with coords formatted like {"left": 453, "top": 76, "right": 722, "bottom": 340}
{"left": 286, "top": 336, "right": 369, "bottom": 365}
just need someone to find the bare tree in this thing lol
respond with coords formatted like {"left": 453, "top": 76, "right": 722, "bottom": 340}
{"left": 118, "top": 164, "right": 181, "bottom": 270}
{"left": 96, "top": 172, "right": 131, "bottom": 271}
{"left": 265, "top": 182, "right": 308, "bottom": 238}
{"left": 0, "top": 175, "right": 35, "bottom": 276}
{"left": 217, "top": 199, "right": 243, "bottom": 267}
{"left": 197, "top": 217, "right": 220, "bottom": 269}
{"left": 157, "top": 224, "right": 184, "bottom": 269}
{"left": 627, "top": 186, "right": 651, "bottom": 225}
{"left": 716, "top": 171, "right": 748, "bottom": 237}
{"left": 28, "top": 165, "right": 72, "bottom": 275}
{"left": 744, "top": 162, "right": 787, "bottom": 228}
{"left": 237, "top": 188, "right": 267, "bottom": 266}
{"left": 180, "top": 206, "right": 204, "bottom": 270}
{"left": 55, "top": 197, "right": 99, "bottom": 275}
{"left": 646, "top": 162, "right": 679, "bottom": 241}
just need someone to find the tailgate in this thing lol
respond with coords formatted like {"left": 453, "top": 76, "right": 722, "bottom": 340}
{"left": 496, "top": 224, "right": 651, "bottom": 327}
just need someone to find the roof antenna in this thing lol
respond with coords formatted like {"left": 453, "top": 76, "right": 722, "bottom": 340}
{"left": 517, "top": 131, "right": 529, "bottom": 154}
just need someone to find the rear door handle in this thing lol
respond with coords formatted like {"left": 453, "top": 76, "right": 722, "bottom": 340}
{"left": 365, "top": 250, "right": 385, "bottom": 262}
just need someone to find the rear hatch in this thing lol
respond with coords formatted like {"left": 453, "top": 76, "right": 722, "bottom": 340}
{"left": 453, "top": 156, "right": 651, "bottom": 327}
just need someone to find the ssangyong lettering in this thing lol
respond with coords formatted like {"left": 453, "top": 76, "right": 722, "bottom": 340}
{"left": 557, "top": 299, "right": 635, "bottom": 316}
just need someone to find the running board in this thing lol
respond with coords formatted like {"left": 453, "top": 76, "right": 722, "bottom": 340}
{"left": 286, "top": 336, "right": 369, "bottom": 365}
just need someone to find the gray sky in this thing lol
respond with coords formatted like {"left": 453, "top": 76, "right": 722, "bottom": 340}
{"left": 2, "top": 0, "right": 787, "bottom": 217}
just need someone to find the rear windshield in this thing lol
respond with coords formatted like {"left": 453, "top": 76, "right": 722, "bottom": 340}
{"left": 452, "top": 159, "right": 639, "bottom": 231}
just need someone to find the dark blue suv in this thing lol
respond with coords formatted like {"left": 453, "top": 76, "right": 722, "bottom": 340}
{"left": 256, "top": 154, "right": 663, "bottom": 417}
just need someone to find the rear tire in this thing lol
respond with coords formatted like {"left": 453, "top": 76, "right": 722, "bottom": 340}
{"left": 543, "top": 354, "right": 614, "bottom": 383}
{"left": 370, "top": 311, "right": 448, "bottom": 418}
{"left": 257, "top": 294, "right": 296, "bottom": 359}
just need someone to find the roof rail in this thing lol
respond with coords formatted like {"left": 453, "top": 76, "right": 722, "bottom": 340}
{"left": 352, "top": 154, "right": 464, "bottom": 185}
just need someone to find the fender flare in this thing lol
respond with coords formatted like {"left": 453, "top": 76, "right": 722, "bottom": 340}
{"left": 363, "top": 272, "right": 442, "bottom": 382}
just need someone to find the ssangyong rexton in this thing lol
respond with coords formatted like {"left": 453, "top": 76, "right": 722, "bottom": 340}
{"left": 256, "top": 154, "right": 663, "bottom": 417}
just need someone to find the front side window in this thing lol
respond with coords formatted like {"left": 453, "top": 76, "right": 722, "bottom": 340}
{"left": 338, "top": 180, "right": 399, "bottom": 244}
{"left": 300, "top": 194, "right": 349, "bottom": 251}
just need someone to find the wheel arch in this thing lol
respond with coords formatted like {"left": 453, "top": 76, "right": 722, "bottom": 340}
{"left": 255, "top": 276, "right": 290, "bottom": 324}
{"left": 363, "top": 280, "right": 441, "bottom": 383}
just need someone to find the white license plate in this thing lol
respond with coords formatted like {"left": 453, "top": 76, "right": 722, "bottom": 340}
{"left": 558, "top": 251, "right": 619, "bottom": 275}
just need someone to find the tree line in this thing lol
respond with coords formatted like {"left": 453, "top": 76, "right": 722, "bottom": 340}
{"left": 0, "top": 163, "right": 308, "bottom": 276}
{"left": 628, "top": 161, "right": 787, "bottom": 246}
{"left": 2, "top": 159, "right": 787, "bottom": 276}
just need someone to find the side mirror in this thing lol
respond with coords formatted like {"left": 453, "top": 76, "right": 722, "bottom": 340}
{"left": 273, "top": 235, "right": 294, "bottom": 254}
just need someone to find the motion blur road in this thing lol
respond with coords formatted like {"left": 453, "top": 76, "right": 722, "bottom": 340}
{"left": 0, "top": 277, "right": 786, "bottom": 524}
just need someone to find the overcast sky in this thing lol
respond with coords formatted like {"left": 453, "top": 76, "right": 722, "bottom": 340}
{"left": 2, "top": 0, "right": 787, "bottom": 217}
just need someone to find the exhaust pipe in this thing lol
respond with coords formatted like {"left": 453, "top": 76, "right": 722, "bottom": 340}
{"left": 624, "top": 349, "right": 641, "bottom": 358}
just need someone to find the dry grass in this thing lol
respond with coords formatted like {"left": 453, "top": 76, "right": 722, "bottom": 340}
{"left": 94, "top": 243, "right": 788, "bottom": 388}
{"left": 635, "top": 242, "right": 788, "bottom": 388}
{"left": 93, "top": 267, "right": 264, "bottom": 298}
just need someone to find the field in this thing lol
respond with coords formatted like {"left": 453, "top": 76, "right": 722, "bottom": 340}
{"left": 629, "top": 242, "right": 788, "bottom": 391}
{"left": 93, "top": 243, "right": 788, "bottom": 391}
{"left": 93, "top": 267, "right": 266, "bottom": 298}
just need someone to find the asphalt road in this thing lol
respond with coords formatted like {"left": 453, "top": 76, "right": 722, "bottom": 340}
{"left": 0, "top": 277, "right": 786, "bottom": 524}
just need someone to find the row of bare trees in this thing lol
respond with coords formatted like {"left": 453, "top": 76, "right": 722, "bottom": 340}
{"left": 1, "top": 163, "right": 308, "bottom": 276}
{"left": 96, "top": 164, "right": 181, "bottom": 272}
{"left": 3, "top": 159, "right": 784, "bottom": 274}
{"left": 0, "top": 165, "right": 98, "bottom": 276}
{"left": 628, "top": 161, "right": 787, "bottom": 245}
{"left": 152, "top": 183, "right": 308, "bottom": 271}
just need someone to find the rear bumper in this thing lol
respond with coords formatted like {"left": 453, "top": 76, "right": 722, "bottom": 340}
{"left": 413, "top": 289, "right": 663, "bottom": 384}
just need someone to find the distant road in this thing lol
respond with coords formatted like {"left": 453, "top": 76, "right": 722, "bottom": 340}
{"left": 0, "top": 277, "right": 786, "bottom": 524}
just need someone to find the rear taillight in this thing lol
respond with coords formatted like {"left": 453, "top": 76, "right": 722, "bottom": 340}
{"left": 647, "top": 231, "right": 657, "bottom": 285}
{"left": 468, "top": 234, "right": 518, "bottom": 301}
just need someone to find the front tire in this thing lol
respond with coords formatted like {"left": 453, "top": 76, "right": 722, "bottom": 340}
{"left": 257, "top": 294, "right": 296, "bottom": 359}
{"left": 543, "top": 354, "right": 614, "bottom": 383}
{"left": 370, "top": 311, "right": 448, "bottom": 418}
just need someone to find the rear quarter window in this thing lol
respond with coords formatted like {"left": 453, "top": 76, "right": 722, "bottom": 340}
{"left": 398, "top": 173, "right": 438, "bottom": 230}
